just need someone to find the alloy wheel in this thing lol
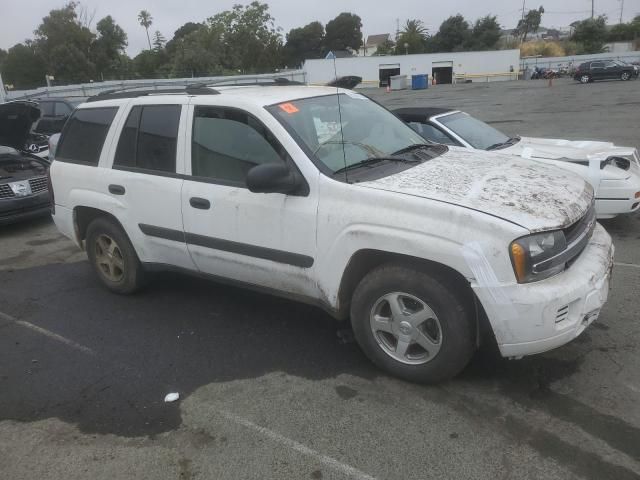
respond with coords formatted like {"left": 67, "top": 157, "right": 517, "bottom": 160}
{"left": 94, "top": 234, "right": 125, "bottom": 282}
{"left": 369, "top": 292, "right": 443, "bottom": 365}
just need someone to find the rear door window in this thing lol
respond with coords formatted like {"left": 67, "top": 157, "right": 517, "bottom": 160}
{"left": 55, "top": 107, "right": 118, "bottom": 165}
{"left": 114, "top": 105, "right": 181, "bottom": 174}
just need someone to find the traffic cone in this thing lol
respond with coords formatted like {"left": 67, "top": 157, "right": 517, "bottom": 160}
{"left": 386, "top": 84, "right": 390, "bottom": 93}
{"left": 432, "top": 76, "right": 436, "bottom": 86}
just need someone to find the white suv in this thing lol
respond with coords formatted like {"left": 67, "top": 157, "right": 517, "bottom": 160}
{"left": 49, "top": 84, "right": 614, "bottom": 383}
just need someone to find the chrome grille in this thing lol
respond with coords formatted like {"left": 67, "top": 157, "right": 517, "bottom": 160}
{"left": 29, "top": 176, "right": 48, "bottom": 194}
{"left": 0, "top": 184, "right": 15, "bottom": 199}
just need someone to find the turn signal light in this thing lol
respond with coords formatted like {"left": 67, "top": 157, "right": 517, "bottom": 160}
{"left": 511, "top": 243, "right": 527, "bottom": 282}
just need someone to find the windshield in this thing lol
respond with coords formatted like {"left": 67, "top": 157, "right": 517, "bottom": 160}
{"left": 267, "top": 93, "right": 428, "bottom": 173}
{"left": 437, "top": 112, "right": 510, "bottom": 150}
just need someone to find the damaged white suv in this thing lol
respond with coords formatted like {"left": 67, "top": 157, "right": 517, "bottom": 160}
{"left": 50, "top": 84, "right": 614, "bottom": 383}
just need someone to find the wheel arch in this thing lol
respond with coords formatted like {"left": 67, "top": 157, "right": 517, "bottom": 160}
{"left": 73, "top": 206, "right": 129, "bottom": 249}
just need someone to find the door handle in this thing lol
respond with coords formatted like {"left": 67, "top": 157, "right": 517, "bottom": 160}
{"left": 189, "top": 197, "right": 211, "bottom": 210}
{"left": 109, "top": 184, "right": 125, "bottom": 195}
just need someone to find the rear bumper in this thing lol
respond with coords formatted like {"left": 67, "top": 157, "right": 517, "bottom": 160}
{"left": 474, "top": 224, "right": 614, "bottom": 358}
{"left": 0, "top": 192, "right": 50, "bottom": 225}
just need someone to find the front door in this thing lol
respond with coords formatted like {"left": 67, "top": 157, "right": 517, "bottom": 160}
{"left": 181, "top": 104, "right": 318, "bottom": 298}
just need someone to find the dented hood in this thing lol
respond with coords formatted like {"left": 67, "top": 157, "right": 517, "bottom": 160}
{"left": 502, "top": 136, "right": 638, "bottom": 163}
{"left": 360, "top": 147, "right": 593, "bottom": 233}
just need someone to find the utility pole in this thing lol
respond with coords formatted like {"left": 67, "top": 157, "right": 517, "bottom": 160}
{"left": 521, "top": 0, "right": 526, "bottom": 20}
{"left": 395, "top": 18, "right": 400, "bottom": 42}
{"left": 619, "top": 0, "right": 624, "bottom": 23}
{"left": 591, "top": 0, "right": 594, "bottom": 19}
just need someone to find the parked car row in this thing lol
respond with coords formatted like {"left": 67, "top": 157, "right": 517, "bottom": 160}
{"left": 43, "top": 83, "right": 618, "bottom": 384}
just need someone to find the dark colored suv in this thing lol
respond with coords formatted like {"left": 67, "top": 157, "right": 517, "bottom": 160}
{"left": 34, "top": 97, "right": 86, "bottom": 135}
{"left": 574, "top": 60, "right": 638, "bottom": 84}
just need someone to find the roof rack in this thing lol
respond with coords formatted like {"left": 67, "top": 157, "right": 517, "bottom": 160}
{"left": 85, "top": 77, "right": 304, "bottom": 103}
{"left": 86, "top": 84, "right": 219, "bottom": 102}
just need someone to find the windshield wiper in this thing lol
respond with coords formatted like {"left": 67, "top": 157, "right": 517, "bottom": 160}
{"left": 333, "top": 156, "right": 416, "bottom": 175}
{"left": 486, "top": 136, "right": 521, "bottom": 151}
{"left": 392, "top": 143, "right": 439, "bottom": 156}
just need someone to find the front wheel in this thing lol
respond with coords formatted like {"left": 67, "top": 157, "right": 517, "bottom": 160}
{"left": 350, "top": 264, "right": 476, "bottom": 383}
{"left": 621, "top": 72, "right": 631, "bottom": 81}
{"left": 579, "top": 74, "right": 591, "bottom": 84}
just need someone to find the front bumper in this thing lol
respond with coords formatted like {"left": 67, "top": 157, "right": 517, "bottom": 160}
{"left": 0, "top": 191, "right": 51, "bottom": 225}
{"left": 474, "top": 224, "right": 614, "bottom": 358}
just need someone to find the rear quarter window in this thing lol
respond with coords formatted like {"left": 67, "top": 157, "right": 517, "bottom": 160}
{"left": 56, "top": 107, "right": 118, "bottom": 166}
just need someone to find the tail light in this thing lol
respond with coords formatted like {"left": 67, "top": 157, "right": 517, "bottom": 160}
{"left": 47, "top": 167, "right": 55, "bottom": 214}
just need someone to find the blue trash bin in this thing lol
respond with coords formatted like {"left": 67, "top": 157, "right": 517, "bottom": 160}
{"left": 412, "top": 74, "right": 428, "bottom": 90}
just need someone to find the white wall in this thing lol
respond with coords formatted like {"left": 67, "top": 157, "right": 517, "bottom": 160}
{"left": 304, "top": 50, "right": 521, "bottom": 87}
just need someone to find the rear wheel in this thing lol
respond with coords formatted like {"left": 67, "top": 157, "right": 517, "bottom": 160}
{"left": 580, "top": 74, "right": 591, "bottom": 84}
{"left": 350, "top": 264, "right": 476, "bottom": 383}
{"left": 621, "top": 71, "right": 631, "bottom": 81}
{"left": 86, "top": 217, "right": 144, "bottom": 294}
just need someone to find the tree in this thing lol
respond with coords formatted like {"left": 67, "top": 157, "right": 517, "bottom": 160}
{"left": 468, "top": 15, "right": 501, "bottom": 50}
{"left": 0, "top": 48, "right": 7, "bottom": 71}
{"left": 2, "top": 42, "right": 47, "bottom": 89}
{"left": 572, "top": 16, "right": 608, "bottom": 54}
{"left": 34, "top": 2, "right": 96, "bottom": 83}
{"left": 607, "top": 15, "right": 640, "bottom": 41}
{"left": 138, "top": 10, "right": 153, "bottom": 50}
{"left": 93, "top": 15, "right": 128, "bottom": 80}
{"left": 207, "top": 2, "right": 283, "bottom": 73}
{"left": 515, "top": 6, "right": 545, "bottom": 42}
{"left": 374, "top": 38, "right": 395, "bottom": 56}
{"left": 283, "top": 21, "right": 324, "bottom": 67}
{"left": 153, "top": 31, "right": 166, "bottom": 51}
{"left": 324, "top": 12, "right": 363, "bottom": 53}
{"left": 431, "top": 14, "right": 471, "bottom": 52}
{"left": 395, "top": 19, "right": 428, "bottom": 54}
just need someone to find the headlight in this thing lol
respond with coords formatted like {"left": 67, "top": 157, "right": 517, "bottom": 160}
{"left": 510, "top": 230, "right": 567, "bottom": 283}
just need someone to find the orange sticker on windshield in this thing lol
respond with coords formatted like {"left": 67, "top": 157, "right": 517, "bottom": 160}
{"left": 279, "top": 102, "right": 299, "bottom": 114}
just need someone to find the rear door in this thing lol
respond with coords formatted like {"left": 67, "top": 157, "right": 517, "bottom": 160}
{"left": 590, "top": 62, "right": 605, "bottom": 80}
{"left": 106, "top": 100, "right": 195, "bottom": 269}
{"left": 180, "top": 104, "right": 318, "bottom": 297}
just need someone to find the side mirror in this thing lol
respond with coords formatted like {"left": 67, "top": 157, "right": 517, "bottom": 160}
{"left": 246, "top": 163, "right": 304, "bottom": 195}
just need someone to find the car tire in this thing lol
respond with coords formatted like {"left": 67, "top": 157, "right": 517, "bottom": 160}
{"left": 579, "top": 74, "right": 591, "bottom": 84}
{"left": 86, "top": 217, "right": 144, "bottom": 294}
{"left": 621, "top": 72, "right": 631, "bottom": 81}
{"left": 350, "top": 264, "right": 476, "bottom": 383}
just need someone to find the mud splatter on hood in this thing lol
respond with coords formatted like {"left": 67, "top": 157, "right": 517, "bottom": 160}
{"left": 360, "top": 147, "right": 594, "bottom": 232}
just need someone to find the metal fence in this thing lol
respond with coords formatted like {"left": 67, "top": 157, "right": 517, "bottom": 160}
{"left": 4, "top": 70, "right": 307, "bottom": 101}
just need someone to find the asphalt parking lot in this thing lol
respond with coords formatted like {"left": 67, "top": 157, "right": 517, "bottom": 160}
{"left": 1, "top": 78, "right": 640, "bottom": 480}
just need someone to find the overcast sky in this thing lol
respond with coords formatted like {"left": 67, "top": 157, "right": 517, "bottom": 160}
{"left": 2, "top": 0, "right": 639, "bottom": 56}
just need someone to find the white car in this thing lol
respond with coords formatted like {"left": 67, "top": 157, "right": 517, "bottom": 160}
{"left": 395, "top": 107, "right": 640, "bottom": 219}
{"left": 49, "top": 84, "right": 613, "bottom": 383}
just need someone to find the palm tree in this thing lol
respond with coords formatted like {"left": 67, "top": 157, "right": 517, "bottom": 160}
{"left": 403, "top": 19, "right": 428, "bottom": 37}
{"left": 138, "top": 10, "right": 153, "bottom": 50}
